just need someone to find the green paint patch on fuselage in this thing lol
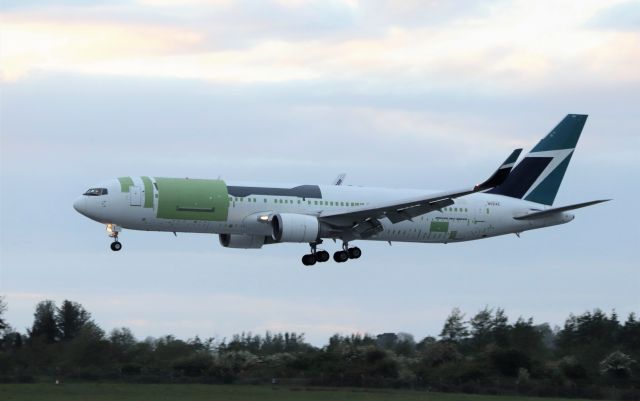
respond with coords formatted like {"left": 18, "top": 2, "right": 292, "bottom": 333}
{"left": 430, "top": 221, "right": 449, "bottom": 233}
{"left": 118, "top": 177, "right": 134, "bottom": 192}
{"left": 155, "top": 177, "right": 229, "bottom": 221}
{"left": 141, "top": 176, "right": 154, "bottom": 208}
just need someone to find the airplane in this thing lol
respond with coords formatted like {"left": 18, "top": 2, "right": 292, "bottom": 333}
{"left": 73, "top": 114, "right": 609, "bottom": 266}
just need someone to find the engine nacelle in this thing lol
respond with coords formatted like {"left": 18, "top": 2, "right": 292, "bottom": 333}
{"left": 271, "top": 213, "right": 320, "bottom": 243}
{"left": 219, "top": 233, "right": 265, "bottom": 249}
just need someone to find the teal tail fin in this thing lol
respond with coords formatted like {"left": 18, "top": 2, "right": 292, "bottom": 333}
{"left": 488, "top": 114, "right": 588, "bottom": 206}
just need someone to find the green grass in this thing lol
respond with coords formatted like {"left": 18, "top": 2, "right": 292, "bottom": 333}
{"left": 0, "top": 383, "right": 596, "bottom": 401}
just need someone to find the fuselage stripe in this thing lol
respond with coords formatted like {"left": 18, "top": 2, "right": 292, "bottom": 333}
{"left": 141, "top": 176, "right": 154, "bottom": 208}
{"left": 117, "top": 177, "right": 134, "bottom": 193}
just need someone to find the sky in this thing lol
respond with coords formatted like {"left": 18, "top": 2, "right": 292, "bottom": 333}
{"left": 0, "top": 0, "right": 639, "bottom": 345}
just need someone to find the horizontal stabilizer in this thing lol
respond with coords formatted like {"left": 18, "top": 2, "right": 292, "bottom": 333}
{"left": 513, "top": 199, "right": 610, "bottom": 220}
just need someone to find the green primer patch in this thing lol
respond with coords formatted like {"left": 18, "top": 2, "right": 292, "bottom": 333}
{"left": 430, "top": 221, "right": 449, "bottom": 233}
{"left": 141, "top": 176, "right": 154, "bottom": 208}
{"left": 117, "top": 177, "right": 134, "bottom": 192}
{"left": 155, "top": 177, "right": 229, "bottom": 221}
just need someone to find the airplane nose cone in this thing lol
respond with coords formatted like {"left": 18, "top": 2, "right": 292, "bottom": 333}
{"left": 73, "top": 196, "right": 86, "bottom": 215}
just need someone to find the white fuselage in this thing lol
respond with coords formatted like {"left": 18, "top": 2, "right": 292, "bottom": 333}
{"left": 73, "top": 177, "right": 573, "bottom": 245}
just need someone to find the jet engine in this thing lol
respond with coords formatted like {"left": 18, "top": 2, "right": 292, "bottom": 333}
{"left": 271, "top": 213, "right": 319, "bottom": 243}
{"left": 219, "top": 233, "right": 265, "bottom": 249}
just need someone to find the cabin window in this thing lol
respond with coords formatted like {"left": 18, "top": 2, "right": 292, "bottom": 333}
{"left": 83, "top": 188, "right": 108, "bottom": 196}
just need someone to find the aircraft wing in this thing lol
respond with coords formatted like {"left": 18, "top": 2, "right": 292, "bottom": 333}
{"left": 319, "top": 148, "right": 522, "bottom": 238}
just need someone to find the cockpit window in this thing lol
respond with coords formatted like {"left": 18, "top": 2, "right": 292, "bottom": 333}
{"left": 83, "top": 188, "right": 108, "bottom": 196}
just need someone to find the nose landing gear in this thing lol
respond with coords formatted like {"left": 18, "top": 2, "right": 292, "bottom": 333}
{"left": 107, "top": 224, "right": 122, "bottom": 252}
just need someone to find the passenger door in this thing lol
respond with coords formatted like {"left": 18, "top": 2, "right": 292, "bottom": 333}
{"left": 130, "top": 186, "right": 142, "bottom": 206}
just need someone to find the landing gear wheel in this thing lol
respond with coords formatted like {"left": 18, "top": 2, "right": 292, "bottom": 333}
{"left": 110, "top": 241, "right": 122, "bottom": 252}
{"left": 348, "top": 247, "right": 361, "bottom": 259}
{"left": 333, "top": 250, "right": 349, "bottom": 263}
{"left": 302, "top": 254, "right": 317, "bottom": 266}
{"left": 316, "top": 250, "right": 330, "bottom": 262}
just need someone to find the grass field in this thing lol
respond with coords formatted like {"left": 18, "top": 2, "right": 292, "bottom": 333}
{"left": 0, "top": 383, "right": 597, "bottom": 401}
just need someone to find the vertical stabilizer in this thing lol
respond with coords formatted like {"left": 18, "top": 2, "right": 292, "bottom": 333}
{"left": 488, "top": 114, "right": 587, "bottom": 206}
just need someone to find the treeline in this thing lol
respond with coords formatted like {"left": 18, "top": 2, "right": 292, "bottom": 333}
{"left": 0, "top": 297, "right": 639, "bottom": 400}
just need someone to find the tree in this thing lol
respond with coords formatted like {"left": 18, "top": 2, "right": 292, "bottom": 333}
{"left": 29, "top": 300, "right": 59, "bottom": 343}
{"left": 440, "top": 307, "right": 469, "bottom": 343}
{"left": 0, "top": 297, "right": 12, "bottom": 350}
{"left": 469, "top": 306, "right": 495, "bottom": 348}
{"left": 394, "top": 333, "right": 416, "bottom": 356}
{"left": 0, "top": 296, "right": 8, "bottom": 331}
{"left": 109, "top": 327, "right": 137, "bottom": 362}
{"left": 56, "top": 300, "right": 91, "bottom": 341}
{"left": 556, "top": 309, "right": 622, "bottom": 369}
{"left": 599, "top": 350, "right": 636, "bottom": 379}
{"left": 492, "top": 308, "right": 510, "bottom": 346}
{"left": 620, "top": 313, "right": 640, "bottom": 356}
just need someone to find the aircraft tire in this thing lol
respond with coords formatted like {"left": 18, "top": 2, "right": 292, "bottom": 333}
{"left": 333, "top": 251, "right": 348, "bottom": 263}
{"left": 111, "top": 241, "right": 122, "bottom": 252}
{"left": 316, "top": 250, "right": 330, "bottom": 262}
{"left": 348, "top": 247, "right": 361, "bottom": 259}
{"left": 302, "top": 254, "right": 316, "bottom": 266}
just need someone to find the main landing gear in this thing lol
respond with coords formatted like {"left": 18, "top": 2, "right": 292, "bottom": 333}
{"left": 301, "top": 241, "right": 361, "bottom": 266}
{"left": 301, "top": 241, "right": 330, "bottom": 266}
{"left": 107, "top": 224, "right": 122, "bottom": 252}
{"left": 333, "top": 242, "right": 361, "bottom": 263}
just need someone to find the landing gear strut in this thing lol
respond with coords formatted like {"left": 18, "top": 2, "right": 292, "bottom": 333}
{"left": 301, "top": 241, "right": 330, "bottom": 266}
{"left": 107, "top": 224, "right": 122, "bottom": 252}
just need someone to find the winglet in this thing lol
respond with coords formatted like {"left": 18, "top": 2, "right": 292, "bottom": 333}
{"left": 474, "top": 148, "right": 523, "bottom": 191}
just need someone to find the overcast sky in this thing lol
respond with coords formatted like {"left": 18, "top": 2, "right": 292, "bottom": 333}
{"left": 1, "top": 0, "right": 638, "bottom": 345}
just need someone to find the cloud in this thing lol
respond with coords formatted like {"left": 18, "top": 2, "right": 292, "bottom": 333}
{"left": 1, "top": 0, "right": 638, "bottom": 88}
{"left": 586, "top": 0, "right": 640, "bottom": 32}
{"left": 0, "top": 0, "right": 130, "bottom": 9}
{"left": 0, "top": 17, "right": 201, "bottom": 81}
